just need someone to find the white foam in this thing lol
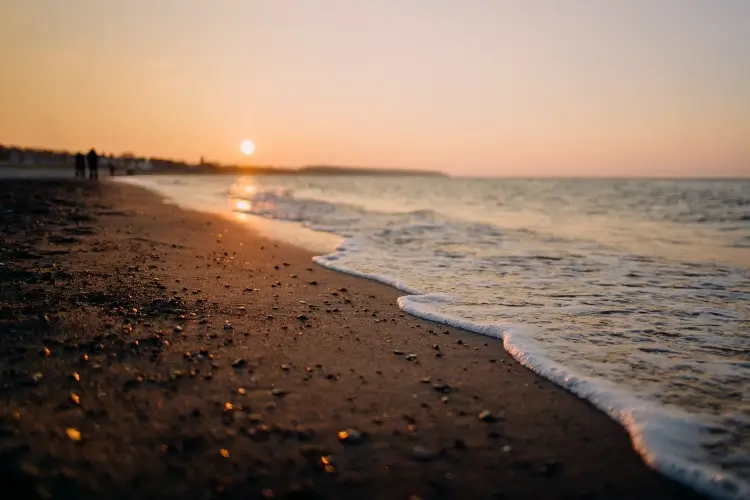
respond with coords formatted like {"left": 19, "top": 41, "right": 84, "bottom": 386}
{"left": 396, "top": 295, "right": 748, "bottom": 500}
{"left": 312, "top": 249, "right": 747, "bottom": 499}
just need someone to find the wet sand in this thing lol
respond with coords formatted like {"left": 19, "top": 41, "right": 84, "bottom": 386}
{"left": 0, "top": 180, "right": 707, "bottom": 499}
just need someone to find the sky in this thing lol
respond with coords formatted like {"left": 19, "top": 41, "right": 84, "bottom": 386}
{"left": 1, "top": 0, "right": 749, "bottom": 177}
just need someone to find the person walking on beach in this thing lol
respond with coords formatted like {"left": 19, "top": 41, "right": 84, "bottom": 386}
{"left": 75, "top": 152, "right": 86, "bottom": 178}
{"left": 87, "top": 148, "right": 99, "bottom": 180}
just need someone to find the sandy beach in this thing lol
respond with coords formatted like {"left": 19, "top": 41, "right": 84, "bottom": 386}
{"left": 0, "top": 179, "right": 707, "bottom": 500}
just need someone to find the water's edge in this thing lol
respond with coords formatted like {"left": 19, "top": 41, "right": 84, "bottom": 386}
{"left": 117, "top": 176, "right": 747, "bottom": 500}
{"left": 314, "top": 248, "right": 744, "bottom": 500}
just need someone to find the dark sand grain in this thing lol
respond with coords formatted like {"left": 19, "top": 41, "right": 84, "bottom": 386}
{"left": 0, "top": 180, "right": 707, "bottom": 499}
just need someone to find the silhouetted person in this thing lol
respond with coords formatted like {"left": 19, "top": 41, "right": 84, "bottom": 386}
{"left": 75, "top": 153, "right": 86, "bottom": 178}
{"left": 109, "top": 157, "right": 116, "bottom": 176}
{"left": 87, "top": 148, "right": 99, "bottom": 180}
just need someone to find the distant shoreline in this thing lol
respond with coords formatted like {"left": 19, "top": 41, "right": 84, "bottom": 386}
{"left": 1, "top": 164, "right": 747, "bottom": 180}
{"left": 0, "top": 162, "right": 449, "bottom": 177}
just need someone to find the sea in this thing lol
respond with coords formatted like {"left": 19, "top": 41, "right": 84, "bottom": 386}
{"left": 117, "top": 174, "right": 749, "bottom": 499}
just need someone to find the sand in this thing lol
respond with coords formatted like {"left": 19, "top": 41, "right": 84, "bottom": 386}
{"left": 0, "top": 179, "right": 707, "bottom": 499}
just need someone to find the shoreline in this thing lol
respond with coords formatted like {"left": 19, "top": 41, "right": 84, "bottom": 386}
{"left": 0, "top": 179, "right": 708, "bottom": 499}
{"left": 129, "top": 175, "right": 748, "bottom": 500}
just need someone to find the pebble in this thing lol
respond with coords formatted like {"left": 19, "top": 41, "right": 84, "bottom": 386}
{"left": 271, "top": 388, "right": 287, "bottom": 397}
{"left": 231, "top": 358, "right": 246, "bottom": 368}
{"left": 411, "top": 445, "right": 438, "bottom": 462}
{"left": 297, "top": 314, "right": 308, "bottom": 321}
{"left": 405, "top": 354, "right": 417, "bottom": 361}
{"left": 539, "top": 458, "right": 562, "bottom": 477}
{"left": 420, "top": 377, "right": 431, "bottom": 384}
{"left": 281, "top": 364, "right": 290, "bottom": 371}
{"left": 432, "top": 383, "right": 451, "bottom": 394}
{"left": 65, "top": 428, "right": 81, "bottom": 441}
{"left": 337, "top": 428, "right": 364, "bottom": 444}
{"left": 173, "top": 325, "right": 183, "bottom": 333}
{"left": 393, "top": 350, "right": 404, "bottom": 356}
{"left": 223, "top": 322, "right": 233, "bottom": 330}
{"left": 478, "top": 410, "right": 497, "bottom": 423}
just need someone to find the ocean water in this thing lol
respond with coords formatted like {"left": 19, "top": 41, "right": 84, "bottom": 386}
{"left": 119, "top": 175, "right": 750, "bottom": 499}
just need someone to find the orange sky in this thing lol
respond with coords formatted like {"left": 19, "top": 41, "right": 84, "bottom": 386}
{"left": 1, "top": 0, "right": 749, "bottom": 177}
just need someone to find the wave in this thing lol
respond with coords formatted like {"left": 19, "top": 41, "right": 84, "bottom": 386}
{"left": 233, "top": 185, "right": 747, "bottom": 500}
{"left": 121, "top": 175, "right": 750, "bottom": 500}
{"left": 315, "top": 248, "right": 747, "bottom": 500}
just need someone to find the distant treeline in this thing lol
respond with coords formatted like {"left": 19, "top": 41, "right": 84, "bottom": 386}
{"left": 0, "top": 144, "right": 446, "bottom": 177}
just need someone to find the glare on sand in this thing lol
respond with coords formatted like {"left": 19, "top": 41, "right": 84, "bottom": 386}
{"left": 235, "top": 200, "right": 250, "bottom": 211}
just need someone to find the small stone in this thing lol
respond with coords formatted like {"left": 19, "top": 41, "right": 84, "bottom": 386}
{"left": 271, "top": 388, "right": 287, "bottom": 397}
{"left": 65, "top": 428, "right": 81, "bottom": 441}
{"left": 297, "top": 315, "right": 308, "bottom": 321}
{"left": 405, "top": 354, "right": 417, "bottom": 361}
{"left": 539, "top": 459, "right": 562, "bottom": 477}
{"left": 20, "top": 462, "right": 40, "bottom": 477}
{"left": 71, "top": 372, "right": 80, "bottom": 382}
{"left": 69, "top": 393, "right": 80, "bottom": 405}
{"left": 420, "top": 377, "right": 431, "bottom": 384}
{"left": 42, "top": 347, "right": 51, "bottom": 357}
{"left": 173, "top": 325, "right": 183, "bottom": 333}
{"left": 393, "top": 350, "right": 404, "bottom": 356}
{"left": 411, "top": 445, "right": 438, "bottom": 462}
{"left": 223, "top": 322, "right": 233, "bottom": 330}
{"left": 478, "top": 410, "right": 497, "bottom": 423}
{"left": 502, "top": 445, "right": 512, "bottom": 452}
{"left": 237, "top": 387, "right": 247, "bottom": 395}
{"left": 231, "top": 358, "right": 246, "bottom": 368}
{"left": 219, "top": 448, "right": 230, "bottom": 458}
{"left": 337, "top": 429, "right": 363, "bottom": 444}
{"left": 440, "top": 396, "right": 449, "bottom": 404}
{"left": 31, "top": 372, "right": 44, "bottom": 384}
{"left": 281, "top": 364, "right": 290, "bottom": 371}
{"left": 432, "top": 383, "right": 451, "bottom": 394}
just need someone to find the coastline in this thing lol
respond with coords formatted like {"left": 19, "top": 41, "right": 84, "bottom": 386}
{"left": 0, "top": 179, "right": 707, "bottom": 499}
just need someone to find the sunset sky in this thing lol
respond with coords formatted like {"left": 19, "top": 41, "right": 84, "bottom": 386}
{"left": 1, "top": 0, "right": 748, "bottom": 177}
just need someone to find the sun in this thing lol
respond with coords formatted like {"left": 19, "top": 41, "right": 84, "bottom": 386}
{"left": 239, "top": 139, "right": 256, "bottom": 156}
